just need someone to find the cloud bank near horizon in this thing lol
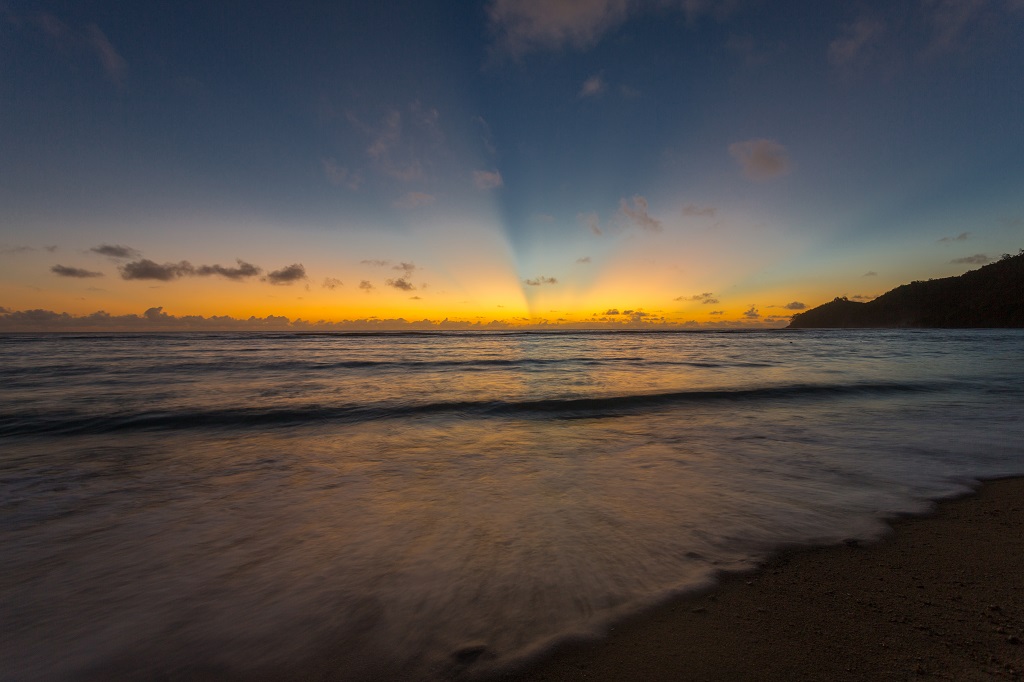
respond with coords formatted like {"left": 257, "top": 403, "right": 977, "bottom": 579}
{"left": 0, "top": 306, "right": 788, "bottom": 332}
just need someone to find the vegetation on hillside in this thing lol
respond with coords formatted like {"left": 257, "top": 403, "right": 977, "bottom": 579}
{"left": 788, "top": 250, "right": 1024, "bottom": 328}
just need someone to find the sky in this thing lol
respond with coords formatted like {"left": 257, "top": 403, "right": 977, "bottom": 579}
{"left": 1, "top": 0, "right": 1022, "bottom": 331}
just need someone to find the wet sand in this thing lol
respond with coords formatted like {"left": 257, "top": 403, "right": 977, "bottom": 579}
{"left": 488, "top": 477, "right": 1024, "bottom": 681}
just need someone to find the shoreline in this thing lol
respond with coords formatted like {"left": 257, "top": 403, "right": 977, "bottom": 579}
{"left": 481, "top": 477, "right": 1024, "bottom": 681}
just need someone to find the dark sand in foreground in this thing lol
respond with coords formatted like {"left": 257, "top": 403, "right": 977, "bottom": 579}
{"left": 487, "top": 477, "right": 1024, "bottom": 681}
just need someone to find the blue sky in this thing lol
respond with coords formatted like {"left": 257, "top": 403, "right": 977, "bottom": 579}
{"left": 1, "top": 0, "right": 1022, "bottom": 329}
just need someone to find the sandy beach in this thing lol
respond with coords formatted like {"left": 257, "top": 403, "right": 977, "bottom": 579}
{"left": 489, "top": 477, "right": 1024, "bottom": 682}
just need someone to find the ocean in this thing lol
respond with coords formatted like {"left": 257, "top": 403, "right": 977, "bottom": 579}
{"left": 2, "top": 329, "right": 1022, "bottom": 680}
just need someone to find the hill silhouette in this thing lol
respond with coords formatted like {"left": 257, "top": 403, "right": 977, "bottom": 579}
{"left": 788, "top": 250, "right": 1024, "bottom": 328}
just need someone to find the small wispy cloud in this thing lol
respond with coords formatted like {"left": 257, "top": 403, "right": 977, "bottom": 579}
{"left": 474, "top": 116, "right": 497, "bottom": 155}
{"left": 863, "top": 271, "right": 878, "bottom": 277}
{"left": 487, "top": 0, "right": 632, "bottom": 56}
{"left": 386, "top": 277, "right": 416, "bottom": 291}
{"left": 950, "top": 254, "right": 991, "bottom": 265}
{"left": 485, "top": 0, "right": 733, "bottom": 58}
{"left": 618, "top": 195, "right": 662, "bottom": 232}
{"left": 579, "top": 73, "right": 606, "bottom": 97}
{"left": 578, "top": 212, "right": 602, "bottom": 236}
{"left": 618, "top": 84, "right": 640, "bottom": 98}
{"left": 728, "top": 139, "right": 790, "bottom": 180}
{"left": 266, "top": 263, "right": 307, "bottom": 285}
{"left": 91, "top": 244, "right": 140, "bottom": 259}
{"left": 682, "top": 203, "right": 717, "bottom": 218}
{"left": 120, "top": 259, "right": 194, "bottom": 281}
{"left": 322, "top": 278, "right": 343, "bottom": 290}
{"left": 392, "top": 262, "right": 416, "bottom": 278}
{"left": 394, "top": 191, "right": 435, "bottom": 209}
{"left": 742, "top": 305, "right": 760, "bottom": 319}
{"left": 1, "top": 245, "right": 36, "bottom": 255}
{"left": 51, "top": 264, "right": 103, "bottom": 278}
{"left": 782, "top": 301, "right": 806, "bottom": 310}
{"left": 524, "top": 276, "right": 557, "bottom": 286}
{"left": 937, "top": 231, "right": 970, "bottom": 243}
{"left": 675, "top": 292, "right": 719, "bottom": 304}
{"left": 924, "top": 0, "right": 986, "bottom": 56}
{"left": 196, "top": 260, "right": 262, "bottom": 280}
{"left": 322, "top": 159, "right": 362, "bottom": 190}
{"left": 359, "top": 280, "right": 375, "bottom": 292}
{"left": 828, "top": 17, "right": 885, "bottom": 66}
{"left": 361, "top": 259, "right": 390, "bottom": 267}
{"left": 576, "top": 256, "right": 591, "bottom": 264}
{"left": 473, "top": 169, "right": 504, "bottom": 190}
{"left": 32, "top": 16, "right": 127, "bottom": 87}
{"left": 85, "top": 24, "right": 126, "bottom": 86}
{"left": 365, "top": 109, "right": 424, "bottom": 181}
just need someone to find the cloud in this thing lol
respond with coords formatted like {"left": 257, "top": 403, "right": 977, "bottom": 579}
{"left": 937, "top": 231, "right": 970, "bottom": 243}
{"left": 410, "top": 295, "right": 423, "bottom": 300}
{"left": 3, "top": 306, "right": 733, "bottom": 332}
{"left": 266, "top": 263, "right": 307, "bottom": 284}
{"left": 85, "top": 24, "right": 126, "bottom": 85}
{"left": 576, "top": 256, "right": 591, "bottom": 264}
{"left": 1, "top": 245, "right": 36, "bottom": 255}
{"left": 359, "top": 280, "right": 375, "bottom": 291}
{"left": 195, "top": 260, "right": 262, "bottom": 280}
{"left": 322, "top": 277, "right": 343, "bottom": 290}
{"left": 386, "top": 277, "right": 416, "bottom": 291}
{"left": 487, "top": 0, "right": 632, "bottom": 56}
{"left": 675, "top": 292, "right": 719, "bottom": 304}
{"left": 924, "top": 0, "right": 987, "bottom": 55}
{"left": 618, "top": 84, "right": 640, "bottom": 98}
{"left": 474, "top": 116, "right": 497, "bottom": 155}
{"left": 322, "top": 159, "right": 362, "bottom": 190}
{"left": 524, "top": 276, "right": 557, "bottom": 286}
{"left": 364, "top": 109, "right": 424, "bottom": 181}
{"left": 486, "top": 1, "right": 737, "bottom": 57}
{"left": 709, "top": 310, "right": 724, "bottom": 315}
{"left": 120, "top": 259, "right": 195, "bottom": 281}
{"left": 31, "top": 16, "right": 127, "bottom": 87}
{"left": 361, "top": 259, "right": 390, "bottom": 267}
{"left": 742, "top": 305, "right": 759, "bottom": 319}
{"left": 728, "top": 139, "right": 790, "bottom": 180}
{"left": 828, "top": 17, "right": 885, "bottom": 66}
{"left": 579, "top": 73, "right": 606, "bottom": 97}
{"left": 603, "top": 308, "right": 621, "bottom": 315}
{"left": 119, "top": 257, "right": 265, "bottom": 281}
{"left": 91, "top": 244, "right": 140, "bottom": 259}
{"left": 473, "top": 169, "right": 504, "bottom": 189}
{"left": 782, "top": 301, "right": 806, "bottom": 310}
{"left": 578, "top": 211, "right": 602, "bottom": 236}
{"left": 682, "top": 203, "right": 717, "bottom": 218}
{"left": 618, "top": 195, "right": 663, "bottom": 232}
{"left": 51, "top": 264, "right": 103, "bottom": 278}
{"left": 392, "top": 262, "right": 416, "bottom": 277}
{"left": 950, "top": 254, "right": 991, "bottom": 265}
{"left": 863, "top": 271, "right": 878, "bottom": 277}
{"left": 394, "top": 191, "right": 435, "bottom": 208}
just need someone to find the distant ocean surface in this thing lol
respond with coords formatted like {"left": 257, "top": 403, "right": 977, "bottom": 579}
{"left": 3, "top": 330, "right": 1023, "bottom": 680}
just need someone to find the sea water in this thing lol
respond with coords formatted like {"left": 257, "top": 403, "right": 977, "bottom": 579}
{"left": 2, "top": 330, "right": 1022, "bottom": 680}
